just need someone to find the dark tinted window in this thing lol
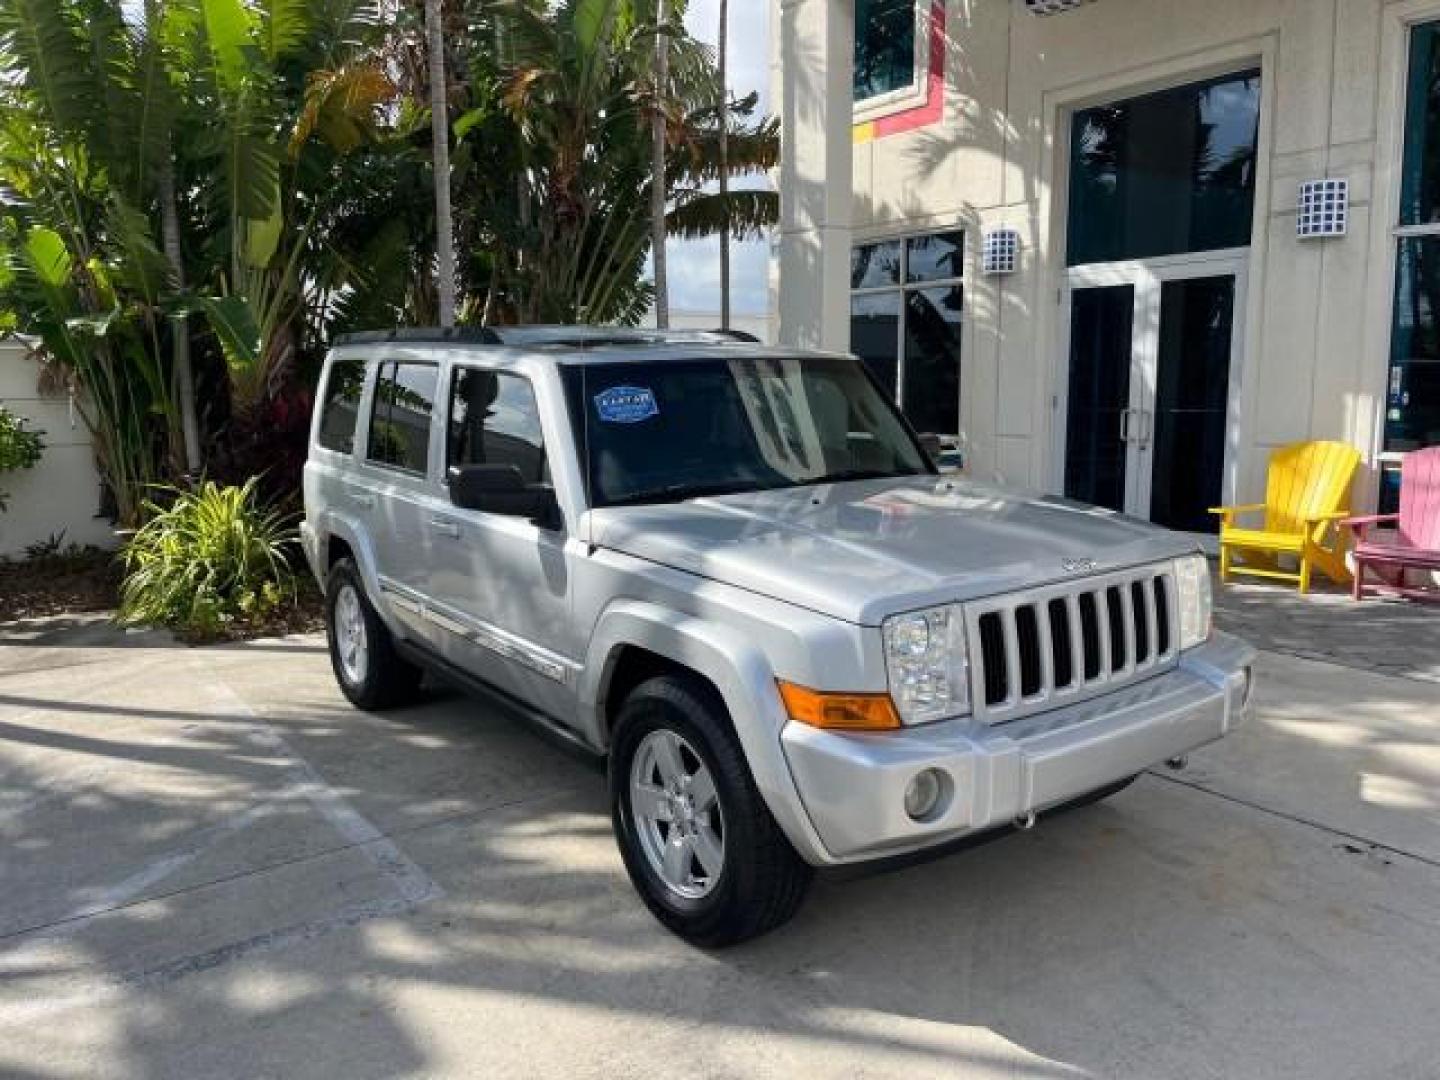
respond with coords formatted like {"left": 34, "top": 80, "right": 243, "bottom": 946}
{"left": 1386, "top": 21, "right": 1440, "bottom": 484}
{"left": 317, "top": 356, "right": 365, "bottom": 453}
{"left": 850, "top": 292, "right": 901, "bottom": 398}
{"left": 367, "top": 362, "right": 437, "bottom": 473}
{"left": 902, "top": 285, "right": 962, "bottom": 435}
{"left": 854, "top": 0, "right": 915, "bottom": 102}
{"left": 448, "top": 368, "right": 548, "bottom": 484}
{"left": 906, "top": 231, "right": 963, "bottom": 283}
{"left": 1402, "top": 23, "right": 1440, "bottom": 226}
{"left": 851, "top": 239, "right": 903, "bottom": 290}
{"left": 565, "top": 355, "right": 930, "bottom": 507}
{"left": 1067, "top": 71, "right": 1261, "bottom": 266}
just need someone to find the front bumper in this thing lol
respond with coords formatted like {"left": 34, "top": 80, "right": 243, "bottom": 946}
{"left": 779, "top": 632, "right": 1254, "bottom": 864}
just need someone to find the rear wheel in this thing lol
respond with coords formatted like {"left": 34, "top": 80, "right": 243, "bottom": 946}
{"left": 325, "top": 558, "right": 422, "bottom": 710}
{"left": 610, "top": 673, "right": 812, "bottom": 947}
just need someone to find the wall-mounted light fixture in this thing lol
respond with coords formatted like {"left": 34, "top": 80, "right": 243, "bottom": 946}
{"left": 1297, "top": 179, "right": 1349, "bottom": 239}
{"left": 982, "top": 228, "right": 1021, "bottom": 275}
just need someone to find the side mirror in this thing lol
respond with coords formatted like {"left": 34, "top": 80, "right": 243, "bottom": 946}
{"left": 448, "top": 464, "right": 561, "bottom": 529}
{"left": 917, "top": 433, "right": 943, "bottom": 460}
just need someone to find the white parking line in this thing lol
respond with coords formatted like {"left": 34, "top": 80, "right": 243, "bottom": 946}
{"left": 0, "top": 650, "right": 442, "bottom": 1022}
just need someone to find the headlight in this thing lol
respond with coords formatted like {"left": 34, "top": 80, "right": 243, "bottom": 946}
{"left": 1174, "top": 554, "right": 1213, "bottom": 650}
{"left": 882, "top": 605, "right": 970, "bottom": 725}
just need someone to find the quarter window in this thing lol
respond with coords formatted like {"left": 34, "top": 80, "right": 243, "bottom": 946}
{"left": 849, "top": 230, "right": 962, "bottom": 438}
{"left": 367, "top": 362, "right": 437, "bottom": 474}
{"left": 854, "top": 0, "right": 917, "bottom": 103}
{"left": 316, "top": 356, "right": 364, "bottom": 453}
{"left": 448, "top": 368, "right": 549, "bottom": 485}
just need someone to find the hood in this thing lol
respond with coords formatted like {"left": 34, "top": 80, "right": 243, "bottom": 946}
{"left": 589, "top": 476, "right": 1198, "bottom": 625}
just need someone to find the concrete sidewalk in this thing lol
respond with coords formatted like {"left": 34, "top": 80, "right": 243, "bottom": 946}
{"left": 1, "top": 610, "right": 1437, "bottom": 1079}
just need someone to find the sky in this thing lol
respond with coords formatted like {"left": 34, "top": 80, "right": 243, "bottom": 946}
{"left": 663, "top": 0, "right": 772, "bottom": 318}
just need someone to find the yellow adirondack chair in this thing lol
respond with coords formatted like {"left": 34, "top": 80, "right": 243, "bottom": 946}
{"left": 1209, "top": 440, "right": 1361, "bottom": 593}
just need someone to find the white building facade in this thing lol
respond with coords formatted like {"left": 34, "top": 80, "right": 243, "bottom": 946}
{"left": 776, "top": 0, "right": 1440, "bottom": 529}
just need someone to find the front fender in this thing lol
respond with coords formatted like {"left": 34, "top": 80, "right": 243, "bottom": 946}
{"left": 580, "top": 599, "right": 832, "bottom": 866}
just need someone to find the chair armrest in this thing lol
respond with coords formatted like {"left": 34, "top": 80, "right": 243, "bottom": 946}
{"left": 1306, "top": 510, "right": 1352, "bottom": 543}
{"left": 1340, "top": 512, "right": 1398, "bottom": 542}
{"left": 1209, "top": 502, "right": 1265, "bottom": 524}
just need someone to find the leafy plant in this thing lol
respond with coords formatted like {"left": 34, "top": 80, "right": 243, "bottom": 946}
{"left": 118, "top": 477, "right": 295, "bottom": 635}
{"left": 0, "top": 401, "right": 44, "bottom": 512}
{"left": 22, "top": 530, "right": 66, "bottom": 560}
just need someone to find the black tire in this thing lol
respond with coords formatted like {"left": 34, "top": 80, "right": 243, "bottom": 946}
{"left": 325, "top": 558, "right": 423, "bottom": 710}
{"left": 610, "top": 674, "right": 813, "bottom": 948}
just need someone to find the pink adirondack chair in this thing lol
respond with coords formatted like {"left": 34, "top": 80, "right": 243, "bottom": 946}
{"left": 1342, "top": 446, "right": 1440, "bottom": 602}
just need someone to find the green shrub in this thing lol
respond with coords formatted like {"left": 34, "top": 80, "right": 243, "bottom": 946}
{"left": 0, "top": 403, "right": 45, "bottom": 513}
{"left": 119, "top": 478, "right": 295, "bottom": 635}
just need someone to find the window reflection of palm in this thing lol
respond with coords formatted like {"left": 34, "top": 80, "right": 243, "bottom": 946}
{"left": 451, "top": 370, "right": 548, "bottom": 485}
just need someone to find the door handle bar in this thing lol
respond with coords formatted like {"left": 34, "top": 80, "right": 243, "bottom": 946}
{"left": 428, "top": 516, "right": 460, "bottom": 538}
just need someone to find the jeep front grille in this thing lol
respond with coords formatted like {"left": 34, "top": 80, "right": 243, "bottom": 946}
{"left": 967, "top": 563, "right": 1178, "bottom": 724}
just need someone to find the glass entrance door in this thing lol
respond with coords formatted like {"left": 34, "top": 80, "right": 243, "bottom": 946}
{"left": 1062, "top": 259, "right": 1244, "bottom": 535}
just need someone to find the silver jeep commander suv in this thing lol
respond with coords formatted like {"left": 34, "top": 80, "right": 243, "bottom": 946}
{"left": 302, "top": 326, "right": 1255, "bottom": 946}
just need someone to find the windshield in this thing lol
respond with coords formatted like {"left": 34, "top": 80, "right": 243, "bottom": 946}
{"left": 563, "top": 354, "right": 933, "bottom": 508}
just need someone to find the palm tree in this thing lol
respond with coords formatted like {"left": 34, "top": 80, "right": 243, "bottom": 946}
{"left": 142, "top": 0, "right": 200, "bottom": 473}
{"left": 651, "top": 0, "right": 670, "bottom": 328}
{"left": 717, "top": 0, "right": 730, "bottom": 329}
{"left": 425, "top": 0, "right": 457, "bottom": 327}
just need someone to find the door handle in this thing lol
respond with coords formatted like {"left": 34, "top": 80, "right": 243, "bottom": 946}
{"left": 350, "top": 492, "right": 375, "bottom": 509}
{"left": 1119, "top": 409, "right": 1133, "bottom": 442}
{"left": 1137, "top": 409, "right": 1153, "bottom": 448}
{"left": 428, "top": 515, "right": 461, "bottom": 538}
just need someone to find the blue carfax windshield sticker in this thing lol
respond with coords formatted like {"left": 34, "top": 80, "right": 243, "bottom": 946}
{"left": 594, "top": 385, "right": 659, "bottom": 423}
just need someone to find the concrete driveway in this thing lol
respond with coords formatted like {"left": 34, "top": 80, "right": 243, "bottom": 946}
{"left": 1, "top": 613, "right": 1438, "bottom": 1079}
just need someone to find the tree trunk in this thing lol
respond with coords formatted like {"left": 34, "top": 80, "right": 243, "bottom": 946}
{"left": 426, "top": 0, "right": 457, "bottom": 328}
{"left": 651, "top": 0, "right": 670, "bottom": 329}
{"left": 146, "top": 0, "right": 200, "bottom": 474}
{"left": 717, "top": 0, "right": 730, "bottom": 330}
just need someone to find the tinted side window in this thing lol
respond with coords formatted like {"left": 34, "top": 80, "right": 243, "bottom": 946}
{"left": 367, "top": 362, "right": 438, "bottom": 474}
{"left": 317, "top": 356, "right": 365, "bottom": 453}
{"left": 448, "top": 368, "right": 548, "bottom": 484}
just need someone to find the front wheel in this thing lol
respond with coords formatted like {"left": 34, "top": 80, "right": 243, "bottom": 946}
{"left": 610, "top": 674, "right": 812, "bottom": 947}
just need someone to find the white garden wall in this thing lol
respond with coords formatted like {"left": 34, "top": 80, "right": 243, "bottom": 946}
{"left": 0, "top": 338, "right": 115, "bottom": 558}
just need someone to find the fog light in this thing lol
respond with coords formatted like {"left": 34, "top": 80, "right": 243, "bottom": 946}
{"left": 904, "top": 769, "right": 946, "bottom": 822}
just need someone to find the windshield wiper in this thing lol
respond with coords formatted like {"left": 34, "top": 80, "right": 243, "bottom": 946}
{"left": 803, "top": 468, "right": 917, "bottom": 485}
{"left": 604, "top": 479, "right": 769, "bottom": 507}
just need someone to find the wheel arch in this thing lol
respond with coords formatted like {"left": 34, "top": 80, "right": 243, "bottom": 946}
{"left": 581, "top": 600, "right": 831, "bottom": 866}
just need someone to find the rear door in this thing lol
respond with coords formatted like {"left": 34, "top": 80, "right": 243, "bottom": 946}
{"left": 358, "top": 358, "right": 443, "bottom": 645}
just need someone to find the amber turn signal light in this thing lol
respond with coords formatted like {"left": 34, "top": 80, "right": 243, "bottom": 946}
{"left": 777, "top": 681, "right": 902, "bottom": 731}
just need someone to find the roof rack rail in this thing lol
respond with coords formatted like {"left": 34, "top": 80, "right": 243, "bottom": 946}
{"left": 333, "top": 327, "right": 502, "bottom": 347}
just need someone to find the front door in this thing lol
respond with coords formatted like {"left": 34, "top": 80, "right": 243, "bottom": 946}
{"left": 1062, "top": 257, "right": 1244, "bottom": 535}
{"left": 423, "top": 362, "right": 577, "bottom": 721}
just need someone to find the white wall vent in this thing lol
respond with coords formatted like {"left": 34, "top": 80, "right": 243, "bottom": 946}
{"left": 1297, "top": 179, "right": 1349, "bottom": 239}
{"left": 982, "top": 228, "right": 1021, "bottom": 275}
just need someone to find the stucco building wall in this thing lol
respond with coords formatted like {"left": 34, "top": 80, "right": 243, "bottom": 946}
{"left": 0, "top": 339, "right": 114, "bottom": 558}
{"left": 779, "top": 0, "right": 1433, "bottom": 513}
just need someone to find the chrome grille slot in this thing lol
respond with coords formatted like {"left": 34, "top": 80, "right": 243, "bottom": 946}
{"left": 968, "top": 563, "right": 1180, "bottom": 724}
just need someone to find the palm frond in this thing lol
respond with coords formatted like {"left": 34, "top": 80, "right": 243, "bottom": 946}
{"left": 666, "top": 188, "right": 777, "bottom": 241}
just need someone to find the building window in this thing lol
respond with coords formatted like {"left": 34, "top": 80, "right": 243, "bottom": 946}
{"left": 1067, "top": 71, "right": 1261, "bottom": 266}
{"left": 1386, "top": 21, "right": 1440, "bottom": 508}
{"left": 855, "top": 0, "right": 917, "bottom": 103}
{"left": 849, "top": 231, "right": 962, "bottom": 438}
